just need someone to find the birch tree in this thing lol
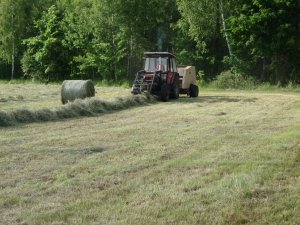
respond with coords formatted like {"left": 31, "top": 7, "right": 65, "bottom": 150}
{"left": 176, "top": 0, "right": 233, "bottom": 55}
{"left": 0, "top": 0, "right": 26, "bottom": 79}
{"left": 176, "top": 0, "right": 234, "bottom": 77}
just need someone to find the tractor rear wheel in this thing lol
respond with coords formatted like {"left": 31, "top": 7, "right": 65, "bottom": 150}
{"left": 189, "top": 84, "right": 199, "bottom": 97}
{"left": 170, "top": 75, "right": 180, "bottom": 99}
{"left": 160, "top": 83, "right": 171, "bottom": 102}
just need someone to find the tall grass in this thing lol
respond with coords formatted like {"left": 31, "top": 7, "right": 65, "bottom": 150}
{"left": 211, "top": 71, "right": 256, "bottom": 89}
{"left": 256, "top": 81, "right": 300, "bottom": 92}
{"left": 94, "top": 79, "right": 131, "bottom": 88}
{"left": 204, "top": 70, "right": 300, "bottom": 91}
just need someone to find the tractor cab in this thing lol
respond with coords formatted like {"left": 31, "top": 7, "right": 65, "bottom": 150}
{"left": 144, "top": 52, "right": 177, "bottom": 73}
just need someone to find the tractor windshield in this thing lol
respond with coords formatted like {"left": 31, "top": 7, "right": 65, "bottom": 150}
{"left": 144, "top": 57, "right": 167, "bottom": 72}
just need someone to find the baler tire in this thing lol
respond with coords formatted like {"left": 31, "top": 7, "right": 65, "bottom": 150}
{"left": 189, "top": 84, "right": 199, "bottom": 97}
{"left": 171, "top": 75, "right": 180, "bottom": 99}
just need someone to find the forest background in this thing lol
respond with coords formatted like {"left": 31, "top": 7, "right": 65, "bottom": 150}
{"left": 0, "top": 0, "right": 299, "bottom": 85}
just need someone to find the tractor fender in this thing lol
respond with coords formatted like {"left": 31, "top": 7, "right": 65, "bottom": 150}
{"left": 167, "top": 72, "right": 179, "bottom": 84}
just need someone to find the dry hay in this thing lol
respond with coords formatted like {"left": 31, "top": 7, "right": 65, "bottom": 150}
{"left": 61, "top": 80, "right": 95, "bottom": 104}
{"left": 0, "top": 95, "right": 24, "bottom": 103}
{"left": 0, "top": 94, "right": 156, "bottom": 127}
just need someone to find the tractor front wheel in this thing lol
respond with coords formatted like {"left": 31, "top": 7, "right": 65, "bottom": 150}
{"left": 189, "top": 84, "right": 199, "bottom": 97}
{"left": 160, "top": 83, "right": 171, "bottom": 102}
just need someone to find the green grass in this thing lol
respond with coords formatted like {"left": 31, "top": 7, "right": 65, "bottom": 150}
{"left": 0, "top": 78, "right": 131, "bottom": 88}
{"left": 0, "top": 83, "right": 132, "bottom": 111}
{"left": 0, "top": 83, "right": 299, "bottom": 225}
{"left": 203, "top": 70, "right": 300, "bottom": 92}
{"left": 200, "top": 81, "right": 300, "bottom": 93}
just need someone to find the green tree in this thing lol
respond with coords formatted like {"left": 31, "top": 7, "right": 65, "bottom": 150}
{"left": 117, "top": 0, "right": 180, "bottom": 78}
{"left": 227, "top": 0, "right": 300, "bottom": 83}
{"left": 0, "top": 0, "right": 26, "bottom": 79}
{"left": 60, "top": 0, "right": 96, "bottom": 78}
{"left": 60, "top": 0, "right": 180, "bottom": 80}
{"left": 22, "top": 5, "right": 70, "bottom": 81}
{"left": 176, "top": 0, "right": 234, "bottom": 79}
{"left": 0, "top": 0, "right": 56, "bottom": 79}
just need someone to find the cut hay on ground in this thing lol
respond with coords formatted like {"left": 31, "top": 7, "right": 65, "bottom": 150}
{"left": 61, "top": 80, "right": 95, "bottom": 104}
{"left": 0, "top": 94, "right": 156, "bottom": 127}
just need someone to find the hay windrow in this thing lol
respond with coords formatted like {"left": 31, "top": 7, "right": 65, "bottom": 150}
{"left": 34, "top": 108, "right": 58, "bottom": 122}
{"left": 0, "top": 111, "right": 16, "bottom": 127}
{"left": 0, "top": 94, "right": 156, "bottom": 127}
{"left": 11, "top": 109, "right": 37, "bottom": 123}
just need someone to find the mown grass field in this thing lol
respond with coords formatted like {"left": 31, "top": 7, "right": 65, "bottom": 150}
{"left": 0, "top": 83, "right": 299, "bottom": 225}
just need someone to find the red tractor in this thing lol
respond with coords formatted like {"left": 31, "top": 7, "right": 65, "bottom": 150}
{"left": 132, "top": 52, "right": 199, "bottom": 101}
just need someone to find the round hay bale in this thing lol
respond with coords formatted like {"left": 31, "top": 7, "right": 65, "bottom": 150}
{"left": 61, "top": 80, "right": 95, "bottom": 104}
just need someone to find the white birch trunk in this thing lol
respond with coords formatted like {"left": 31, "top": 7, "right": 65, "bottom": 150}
{"left": 219, "top": 0, "right": 232, "bottom": 57}
{"left": 11, "top": 40, "right": 14, "bottom": 80}
{"left": 11, "top": 11, "right": 15, "bottom": 80}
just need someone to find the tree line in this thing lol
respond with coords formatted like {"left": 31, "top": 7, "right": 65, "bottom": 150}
{"left": 0, "top": 0, "right": 299, "bottom": 84}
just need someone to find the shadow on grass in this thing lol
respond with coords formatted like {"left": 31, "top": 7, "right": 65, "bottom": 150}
{"left": 87, "top": 147, "right": 107, "bottom": 154}
{"left": 173, "top": 95, "right": 258, "bottom": 104}
{"left": 59, "top": 146, "right": 108, "bottom": 155}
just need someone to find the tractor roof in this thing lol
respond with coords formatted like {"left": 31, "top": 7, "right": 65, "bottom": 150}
{"left": 144, "top": 52, "right": 176, "bottom": 58}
